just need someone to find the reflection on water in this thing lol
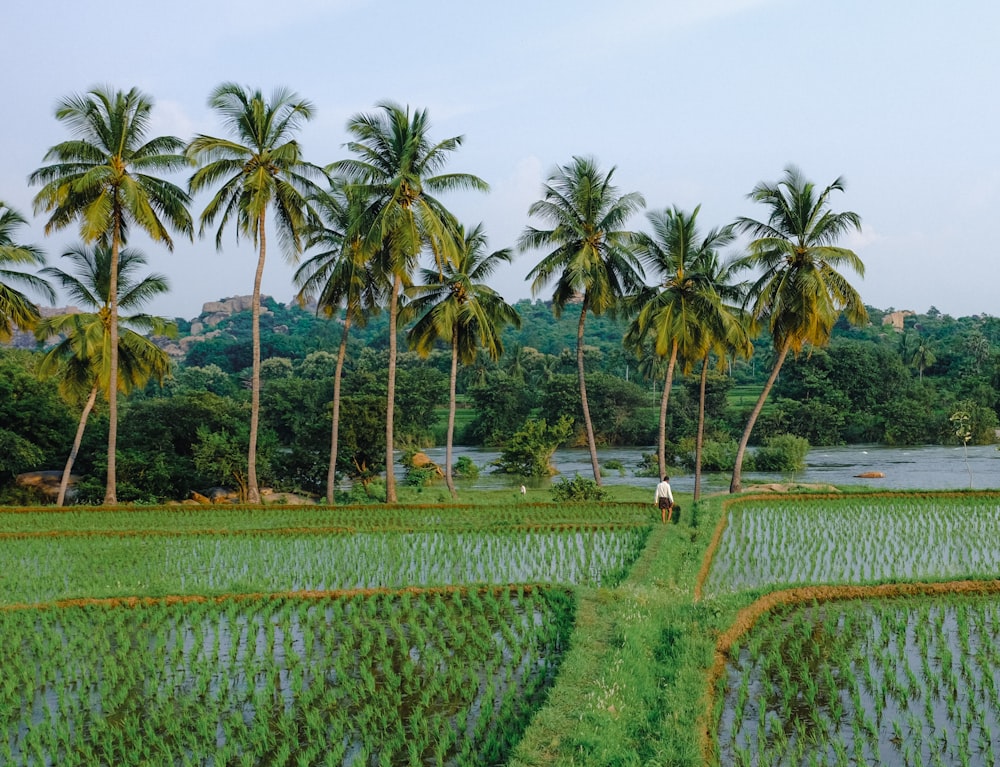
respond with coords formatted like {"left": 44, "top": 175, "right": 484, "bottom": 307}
{"left": 412, "top": 444, "right": 1000, "bottom": 494}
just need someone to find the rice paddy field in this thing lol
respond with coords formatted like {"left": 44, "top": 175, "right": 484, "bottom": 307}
{"left": 703, "top": 492, "right": 1000, "bottom": 767}
{"left": 11, "top": 491, "right": 1000, "bottom": 766}
{"left": 701, "top": 494, "right": 1000, "bottom": 596}
{"left": 0, "top": 501, "right": 650, "bottom": 766}
{"left": 717, "top": 595, "right": 1000, "bottom": 767}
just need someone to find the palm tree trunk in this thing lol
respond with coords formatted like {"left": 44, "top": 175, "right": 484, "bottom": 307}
{"left": 445, "top": 328, "right": 458, "bottom": 499}
{"left": 694, "top": 356, "right": 708, "bottom": 503}
{"left": 576, "top": 300, "right": 601, "bottom": 484}
{"left": 104, "top": 219, "right": 121, "bottom": 505}
{"left": 657, "top": 342, "right": 679, "bottom": 479}
{"left": 247, "top": 210, "right": 266, "bottom": 504}
{"left": 385, "top": 273, "right": 401, "bottom": 503}
{"left": 327, "top": 313, "right": 351, "bottom": 504}
{"left": 59, "top": 384, "right": 98, "bottom": 507}
{"left": 730, "top": 341, "right": 791, "bottom": 493}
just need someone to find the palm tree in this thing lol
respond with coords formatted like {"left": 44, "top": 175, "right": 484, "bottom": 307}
{"left": 522, "top": 156, "right": 645, "bottom": 484}
{"left": 30, "top": 86, "right": 192, "bottom": 504}
{"left": 729, "top": 166, "right": 867, "bottom": 493}
{"left": 36, "top": 244, "right": 174, "bottom": 505}
{"left": 0, "top": 201, "right": 55, "bottom": 338}
{"left": 333, "top": 101, "right": 488, "bottom": 502}
{"left": 294, "top": 180, "right": 387, "bottom": 503}
{"left": 910, "top": 336, "right": 936, "bottom": 381}
{"left": 625, "top": 205, "right": 736, "bottom": 479}
{"left": 406, "top": 223, "right": 520, "bottom": 497}
{"left": 187, "top": 83, "right": 323, "bottom": 504}
{"left": 688, "top": 254, "right": 751, "bottom": 502}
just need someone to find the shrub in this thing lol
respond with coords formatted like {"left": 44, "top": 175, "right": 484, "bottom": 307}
{"left": 634, "top": 453, "right": 660, "bottom": 478}
{"left": 453, "top": 455, "right": 480, "bottom": 479}
{"left": 494, "top": 416, "right": 574, "bottom": 477}
{"left": 752, "top": 433, "right": 810, "bottom": 472}
{"left": 551, "top": 475, "right": 608, "bottom": 502}
{"left": 680, "top": 440, "right": 739, "bottom": 472}
{"left": 602, "top": 459, "right": 626, "bottom": 477}
{"left": 404, "top": 466, "right": 437, "bottom": 487}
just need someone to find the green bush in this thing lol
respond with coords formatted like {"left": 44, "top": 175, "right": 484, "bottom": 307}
{"left": 404, "top": 466, "right": 437, "bottom": 487}
{"left": 453, "top": 455, "right": 480, "bottom": 479}
{"left": 551, "top": 475, "right": 608, "bottom": 502}
{"left": 494, "top": 416, "right": 574, "bottom": 477}
{"left": 602, "top": 459, "right": 626, "bottom": 477}
{"left": 680, "top": 440, "right": 739, "bottom": 472}
{"left": 752, "top": 433, "right": 810, "bottom": 472}
{"left": 634, "top": 453, "right": 660, "bottom": 478}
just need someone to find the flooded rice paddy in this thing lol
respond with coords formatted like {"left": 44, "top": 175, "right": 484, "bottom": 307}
{"left": 718, "top": 596, "right": 1000, "bottom": 766}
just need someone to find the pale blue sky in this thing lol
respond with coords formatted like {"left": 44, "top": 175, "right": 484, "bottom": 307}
{"left": 5, "top": 1, "right": 997, "bottom": 319}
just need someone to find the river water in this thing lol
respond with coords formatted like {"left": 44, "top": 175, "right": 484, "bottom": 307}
{"left": 414, "top": 444, "right": 1000, "bottom": 494}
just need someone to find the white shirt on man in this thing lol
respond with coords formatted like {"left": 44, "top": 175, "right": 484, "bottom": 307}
{"left": 654, "top": 479, "right": 673, "bottom": 505}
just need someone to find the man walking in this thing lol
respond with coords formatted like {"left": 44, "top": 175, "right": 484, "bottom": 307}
{"left": 655, "top": 476, "right": 675, "bottom": 523}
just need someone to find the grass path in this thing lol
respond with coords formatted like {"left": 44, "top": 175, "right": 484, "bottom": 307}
{"left": 511, "top": 500, "right": 727, "bottom": 765}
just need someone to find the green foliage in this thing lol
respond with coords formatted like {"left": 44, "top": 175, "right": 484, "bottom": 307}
{"left": 403, "top": 466, "right": 437, "bottom": 487}
{"left": 681, "top": 439, "right": 739, "bottom": 472}
{"left": 551, "top": 475, "right": 608, "bottom": 502}
{"left": 465, "top": 371, "right": 535, "bottom": 445}
{"left": 114, "top": 392, "right": 257, "bottom": 501}
{"left": 453, "top": 455, "right": 480, "bottom": 479}
{"left": 634, "top": 453, "right": 661, "bottom": 478}
{"left": 751, "top": 433, "right": 810, "bottom": 472}
{"left": 336, "top": 395, "right": 386, "bottom": 485}
{"left": 0, "top": 350, "right": 75, "bottom": 481}
{"left": 494, "top": 416, "right": 574, "bottom": 477}
{"left": 602, "top": 459, "right": 625, "bottom": 477}
{"left": 540, "top": 373, "right": 656, "bottom": 446}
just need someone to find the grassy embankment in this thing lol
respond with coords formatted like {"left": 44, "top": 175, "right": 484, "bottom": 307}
{"left": 509, "top": 489, "right": 740, "bottom": 765}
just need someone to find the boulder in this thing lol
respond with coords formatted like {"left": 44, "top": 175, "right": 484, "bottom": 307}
{"left": 855, "top": 471, "right": 885, "bottom": 478}
{"left": 15, "top": 470, "right": 79, "bottom": 499}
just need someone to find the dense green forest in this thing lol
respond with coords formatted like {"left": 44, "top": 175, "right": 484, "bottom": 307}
{"left": 3, "top": 298, "right": 998, "bottom": 503}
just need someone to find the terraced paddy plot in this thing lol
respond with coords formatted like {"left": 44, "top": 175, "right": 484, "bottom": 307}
{"left": 1, "top": 526, "right": 648, "bottom": 606}
{"left": 0, "top": 502, "right": 652, "bottom": 535}
{"left": 1, "top": 587, "right": 573, "bottom": 766}
{"left": 703, "top": 496, "right": 1000, "bottom": 595}
{"left": 716, "top": 596, "right": 1000, "bottom": 767}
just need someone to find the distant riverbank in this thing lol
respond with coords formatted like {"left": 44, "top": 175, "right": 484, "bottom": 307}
{"left": 412, "top": 444, "right": 1000, "bottom": 494}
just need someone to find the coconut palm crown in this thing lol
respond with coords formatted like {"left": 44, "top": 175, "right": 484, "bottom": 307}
{"left": 729, "top": 165, "right": 867, "bottom": 493}
{"left": 332, "top": 101, "right": 488, "bottom": 502}
{"left": 521, "top": 155, "right": 645, "bottom": 483}
{"left": 187, "top": 83, "right": 324, "bottom": 504}
{"left": 37, "top": 243, "right": 175, "bottom": 505}
{"left": 30, "top": 85, "right": 192, "bottom": 505}
{"left": 406, "top": 223, "right": 520, "bottom": 497}
{"left": 0, "top": 201, "right": 55, "bottom": 339}
{"left": 625, "top": 205, "right": 739, "bottom": 478}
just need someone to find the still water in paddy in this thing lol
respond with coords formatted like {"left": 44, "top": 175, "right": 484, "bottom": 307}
{"left": 413, "top": 444, "right": 1000, "bottom": 494}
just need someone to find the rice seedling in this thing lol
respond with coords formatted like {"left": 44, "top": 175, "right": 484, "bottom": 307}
{"left": 716, "top": 594, "right": 1000, "bottom": 766}
{"left": 1, "top": 586, "right": 575, "bottom": 765}
{"left": 0, "top": 525, "right": 648, "bottom": 607}
{"left": 704, "top": 495, "right": 1000, "bottom": 595}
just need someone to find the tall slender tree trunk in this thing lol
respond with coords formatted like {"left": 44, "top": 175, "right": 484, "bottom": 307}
{"left": 104, "top": 219, "right": 121, "bottom": 505}
{"left": 657, "top": 342, "right": 679, "bottom": 479}
{"left": 730, "top": 341, "right": 790, "bottom": 493}
{"left": 576, "top": 300, "right": 601, "bottom": 484}
{"left": 385, "top": 274, "right": 401, "bottom": 503}
{"left": 326, "top": 313, "right": 352, "bottom": 504}
{"left": 247, "top": 210, "right": 266, "bottom": 504}
{"left": 445, "top": 327, "right": 458, "bottom": 499}
{"left": 694, "top": 356, "right": 708, "bottom": 503}
{"left": 59, "top": 384, "right": 99, "bottom": 507}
